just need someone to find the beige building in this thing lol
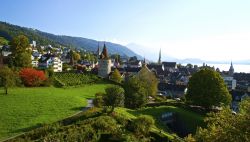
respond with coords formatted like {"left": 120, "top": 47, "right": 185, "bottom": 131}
{"left": 98, "top": 44, "right": 111, "bottom": 78}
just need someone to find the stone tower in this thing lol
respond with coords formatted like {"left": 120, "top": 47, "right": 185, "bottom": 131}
{"left": 229, "top": 61, "right": 234, "bottom": 76}
{"left": 98, "top": 43, "right": 111, "bottom": 78}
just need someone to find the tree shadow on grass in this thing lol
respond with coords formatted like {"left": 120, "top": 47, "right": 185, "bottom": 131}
{"left": 70, "top": 106, "right": 84, "bottom": 111}
{"left": 11, "top": 123, "right": 44, "bottom": 134}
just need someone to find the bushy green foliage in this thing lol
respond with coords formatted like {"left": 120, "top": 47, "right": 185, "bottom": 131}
{"left": 93, "top": 92, "right": 105, "bottom": 107}
{"left": 186, "top": 69, "right": 231, "bottom": 109}
{"left": 110, "top": 68, "right": 122, "bottom": 83}
{"left": 124, "top": 76, "right": 148, "bottom": 108}
{"left": 130, "top": 115, "right": 155, "bottom": 136}
{"left": 193, "top": 98, "right": 250, "bottom": 142}
{"left": 9, "top": 35, "right": 32, "bottom": 68}
{"left": 54, "top": 73, "right": 100, "bottom": 87}
{"left": 0, "top": 37, "right": 8, "bottom": 45}
{"left": 0, "top": 66, "right": 16, "bottom": 94}
{"left": 137, "top": 66, "right": 158, "bottom": 96}
{"left": 103, "top": 85, "right": 125, "bottom": 112}
{"left": 7, "top": 110, "right": 163, "bottom": 142}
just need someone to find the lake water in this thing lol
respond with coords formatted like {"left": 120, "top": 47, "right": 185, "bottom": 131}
{"left": 197, "top": 64, "right": 250, "bottom": 73}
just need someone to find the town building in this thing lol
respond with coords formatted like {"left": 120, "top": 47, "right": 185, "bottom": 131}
{"left": 223, "top": 76, "right": 237, "bottom": 90}
{"left": 38, "top": 54, "right": 63, "bottom": 72}
{"left": 98, "top": 43, "right": 111, "bottom": 78}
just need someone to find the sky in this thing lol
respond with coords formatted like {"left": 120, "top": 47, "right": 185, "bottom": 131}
{"left": 1, "top": 0, "right": 250, "bottom": 62}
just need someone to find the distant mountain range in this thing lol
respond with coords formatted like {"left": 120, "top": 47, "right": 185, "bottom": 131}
{"left": 0, "top": 21, "right": 142, "bottom": 59}
{"left": 127, "top": 43, "right": 250, "bottom": 65}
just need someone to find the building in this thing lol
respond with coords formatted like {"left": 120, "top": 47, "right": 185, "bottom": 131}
{"left": 38, "top": 54, "right": 63, "bottom": 72}
{"left": 98, "top": 43, "right": 111, "bottom": 78}
{"left": 223, "top": 76, "right": 237, "bottom": 90}
{"left": 162, "top": 62, "right": 177, "bottom": 72}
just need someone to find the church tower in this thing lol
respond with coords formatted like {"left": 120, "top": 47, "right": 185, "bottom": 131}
{"left": 158, "top": 48, "right": 161, "bottom": 64}
{"left": 229, "top": 61, "right": 234, "bottom": 76}
{"left": 98, "top": 43, "right": 111, "bottom": 78}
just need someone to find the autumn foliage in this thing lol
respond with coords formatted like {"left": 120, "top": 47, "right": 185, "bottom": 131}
{"left": 19, "top": 68, "right": 47, "bottom": 87}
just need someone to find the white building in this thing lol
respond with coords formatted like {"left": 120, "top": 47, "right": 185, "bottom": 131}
{"left": 38, "top": 54, "right": 63, "bottom": 72}
{"left": 223, "top": 76, "right": 237, "bottom": 90}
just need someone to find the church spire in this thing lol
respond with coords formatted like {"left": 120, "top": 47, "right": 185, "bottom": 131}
{"left": 229, "top": 61, "right": 234, "bottom": 76}
{"left": 158, "top": 48, "right": 161, "bottom": 64}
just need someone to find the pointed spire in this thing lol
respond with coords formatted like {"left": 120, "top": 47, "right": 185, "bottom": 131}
{"left": 97, "top": 42, "right": 100, "bottom": 56}
{"left": 100, "top": 42, "right": 108, "bottom": 59}
{"left": 229, "top": 61, "right": 234, "bottom": 76}
{"left": 158, "top": 48, "right": 161, "bottom": 64}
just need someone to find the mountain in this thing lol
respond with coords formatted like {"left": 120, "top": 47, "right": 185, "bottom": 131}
{"left": 0, "top": 21, "right": 142, "bottom": 58}
{"left": 127, "top": 43, "right": 178, "bottom": 62}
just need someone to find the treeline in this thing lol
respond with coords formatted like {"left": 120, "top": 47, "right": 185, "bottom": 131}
{"left": 0, "top": 22, "right": 62, "bottom": 47}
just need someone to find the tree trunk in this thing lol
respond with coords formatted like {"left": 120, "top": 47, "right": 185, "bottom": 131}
{"left": 5, "top": 87, "right": 8, "bottom": 95}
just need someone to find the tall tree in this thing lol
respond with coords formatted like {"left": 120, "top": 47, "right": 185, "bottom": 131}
{"left": 103, "top": 85, "right": 125, "bottom": 112}
{"left": 124, "top": 76, "right": 148, "bottom": 108}
{"left": 0, "top": 66, "right": 16, "bottom": 95}
{"left": 10, "top": 35, "right": 32, "bottom": 67}
{"left": 137, "top": 65, "right": 158, "bottom": 97}
{"left": 110, "top": 69, "right": 122, "bottom": 83}
{"left": 186, "top": 69, "right": 231, "bottom": 109}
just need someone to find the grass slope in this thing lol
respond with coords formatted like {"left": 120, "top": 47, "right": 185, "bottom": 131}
{"left": 116, "top": 106, "right": 205, "bottom": 137}
{"left": 0, "top": 84, "right": 110, "bottom": 140}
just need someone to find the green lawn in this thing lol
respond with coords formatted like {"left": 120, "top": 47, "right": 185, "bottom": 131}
{"left": 116, "top": 106, "right": 205, "bottom": 136}
{"left": 0, "top": 83, "right": 111, "bottom": 140}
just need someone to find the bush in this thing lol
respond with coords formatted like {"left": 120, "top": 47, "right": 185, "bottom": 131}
{"left": 19, "top": 68, "right": 47, "bottom": 87}
{"left": 93, "top": 92, "right": 105, "bottom": 107}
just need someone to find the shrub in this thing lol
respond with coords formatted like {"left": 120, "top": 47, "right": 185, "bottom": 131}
{"left": 19, "top": 68, "right": 47, "bottom": 87}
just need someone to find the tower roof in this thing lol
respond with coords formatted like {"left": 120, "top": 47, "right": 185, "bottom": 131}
{"left": 100, "top": 43, "right": 109, "bottom": 59}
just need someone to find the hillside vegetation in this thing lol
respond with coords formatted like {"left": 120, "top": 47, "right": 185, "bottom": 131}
{"left": 0, "top": 21, "right": 141, "bottom": 58}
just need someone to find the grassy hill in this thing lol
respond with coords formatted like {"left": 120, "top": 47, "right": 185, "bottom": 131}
{"left": 0, "top": 21, "right": 142, "bottom": 58}
{"left": 0, "top": 84, "right": 111, "bottom": 140}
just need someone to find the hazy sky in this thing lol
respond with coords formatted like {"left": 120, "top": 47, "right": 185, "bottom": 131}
{"left": 1, "top": 0, "right": 250, "bottom": 61}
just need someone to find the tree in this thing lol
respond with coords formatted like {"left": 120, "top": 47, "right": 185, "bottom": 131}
{"left": 10, "top": 35, "right": 32, "bottom": 68}
{"left": 193, "top": 98, "right": 250, "bottom": 142}
{"left": 13, "top": 52, "right": 32, "bottom": 68}
{"left": 0, "top": 37, "right": 8, "bottom": 45}
{"left": 69, "top": 50, "right": 81, "bottom": 65}
{"left": 93, "top": 92, "right": 105, "bottom": 107}
{"left": 137, "top": 65, "right": 158, "bottom": 97}
{"left": 10, "top": 35, "right": 30, "bottom": 55}
{"left": 19, "top": 68, "right": 47, "bottom": 87}
{"left": 103, "top": 85, "right": 125, "bottom": 112}
{"left": 124, "top": 77, "right": 148, "bottom": 109}
{"left": 110, "top": 69, "right": 122, "bottom": 83}
{"left": 186, "top": 69, "right": 231, "bottom": 109}
{"left": 0, "top": 66, "right": 16, "bottom": 95}
{"left": 131, "top": 115, "right": 155, "bottom": 137}
{"left": 186, "top": 63, "right": 193, "bottom": 69}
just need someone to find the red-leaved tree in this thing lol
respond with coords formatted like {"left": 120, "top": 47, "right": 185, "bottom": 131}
{"left": 19, "top": 68, "right": 47, "bottom": 87}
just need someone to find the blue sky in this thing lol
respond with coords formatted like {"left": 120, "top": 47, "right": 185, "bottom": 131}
{"left": 1, "top": 0, "right": 250, "bottom": 61}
